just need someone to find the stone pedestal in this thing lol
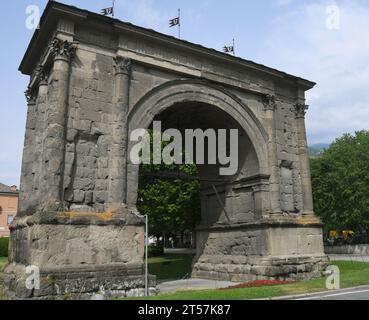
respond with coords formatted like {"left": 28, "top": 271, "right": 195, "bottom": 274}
{"left": 3, "top": 211, "right": 154, "bottom": 299}
{"left": 193, "top": 216, "right": 329, "bottom": 282}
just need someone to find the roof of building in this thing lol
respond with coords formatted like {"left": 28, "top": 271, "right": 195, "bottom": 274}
{"left": 19, "top": 1, "right": 315, "bottom": 90}
{"left": 0, "top": 183, "right": 18, "bottom": 195}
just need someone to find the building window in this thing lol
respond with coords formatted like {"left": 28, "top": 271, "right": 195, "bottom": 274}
{"left": 7, "top": 214, "right": 14, "bottom": 225}
{"left": 0, "top": 206, "right": 2, "bottom": 215}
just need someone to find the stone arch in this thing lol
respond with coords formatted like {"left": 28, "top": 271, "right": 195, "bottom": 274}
{"left": 126, "top": 79, "right": 270, "bottom": 208}
{"left": 6, "top": 2, "right": 328, "bottom": 299}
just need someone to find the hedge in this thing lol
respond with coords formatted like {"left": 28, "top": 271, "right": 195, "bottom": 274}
{"left": 148, "top": 245, "right": 164, "bottom": 257}
{"left": 0, "top": 237, "right": 9, "bottom": 257}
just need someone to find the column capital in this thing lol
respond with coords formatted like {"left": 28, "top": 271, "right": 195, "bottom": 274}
{"left": 252, "top": 183, "right": 270, "bottom": 193}
{"left": 263, "top": 94, "right": 277, "bottom": 111}
{"left": 49, "top": 38, "right": 77, "bottom": 61}
{"left": 113, "top": 56, "right": 132, "bottom": 76}
{"left": 24, "top": 87, "right": 37, "bottom": 105}
{"left": 293, "top": 103, "right": 309, "bottom": 119}
{"left": 35, "top": 65, "right": 49, "bottom": 85}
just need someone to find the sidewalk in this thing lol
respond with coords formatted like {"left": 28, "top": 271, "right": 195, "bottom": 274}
{"left": 328, "top": 254, "right": 369, "bottom": 262}
{"left": 164, "top": 248, "right": 196, "bottom": 255}
{"left": 158, "top": 278, "right": 240, "bottom": 294}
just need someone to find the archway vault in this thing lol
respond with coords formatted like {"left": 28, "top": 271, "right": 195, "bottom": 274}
{"left": 126, "top": 80, "right": 271, "bottom": 211}
{"left": 128, "top": 79, "right": 269, "bottom": 170}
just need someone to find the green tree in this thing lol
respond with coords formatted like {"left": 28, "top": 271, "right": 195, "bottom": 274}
{"left": 310, "top": 131, "right": 369, "bottom": 238}
{"left": 136, "top": 130, "right": 201, "bottom": 241}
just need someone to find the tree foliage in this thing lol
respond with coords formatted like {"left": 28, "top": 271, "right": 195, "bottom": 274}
{"left": 310, "top": 130, "right": 369, "bottom": 233}
{"left": 137, "top": 130, "right": 201, "bottom": 237}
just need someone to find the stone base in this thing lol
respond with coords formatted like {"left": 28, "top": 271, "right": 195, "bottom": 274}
{"left": 193, "top": 219, "right": 329, "bottom": 282}
{"left": 192, "top": 254, "right": 329, "bottom": 282}
{"left": 3, "top": 213, "right": 155, "bottom": 299}
{"left": 4, "top": 213, "right": 329, "bottom": 297}
{"left": 3, "top": 263, "right": 157, "bottom": 300}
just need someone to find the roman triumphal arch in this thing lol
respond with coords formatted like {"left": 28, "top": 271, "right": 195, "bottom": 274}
{"left": 4, "top": 2, "right": 328, "bottom": 298}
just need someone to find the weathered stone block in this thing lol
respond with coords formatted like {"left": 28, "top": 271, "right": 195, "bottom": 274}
{"left": 73, "top": 190, "right": 85, "bottom": 203}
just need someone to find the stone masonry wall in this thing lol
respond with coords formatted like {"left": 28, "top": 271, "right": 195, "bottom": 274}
{"left": 63, "top": 49, "right": 114, "bottom": 212}
{"left": 275, "top": 98, "right": 304, "bottom": 214}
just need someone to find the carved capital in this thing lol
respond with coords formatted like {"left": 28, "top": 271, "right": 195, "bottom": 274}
{"left": 113, "top": 57, "right": 132, "bottom": 75}
{"left": 293, "top": 103, "right": 309, "bottom": 118}
{"left": 35, "top": 65, "right": 48, "bottom": 85}
{"left": 25, "top": 87, "right": 37, "bottom": 105}
{"left": 263, "top": 94, "right": 277, "bottom": 111}
{"left": 252, "top": 183, "right": 270, "bottom": 193}
{"left": 49, "top": 38, "right": 76, "bottom": 61}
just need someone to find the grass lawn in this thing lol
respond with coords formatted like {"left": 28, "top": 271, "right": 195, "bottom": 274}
{"left": 0, "top": 257, "right": 8, "bottom": 300}
{"left": 0, "top": 257, "right": 8, "bottom": 272}
{"left": 149, "top": 254, "right": 194, "bottom": 281}
{"left": 136, "top": 259, "right": 369, "bottom": 300}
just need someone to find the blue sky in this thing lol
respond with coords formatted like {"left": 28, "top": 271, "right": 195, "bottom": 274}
{"left": 1, "top": 0, "right": 369, "bottom": 186}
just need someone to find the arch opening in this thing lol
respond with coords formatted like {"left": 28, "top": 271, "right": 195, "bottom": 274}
{"left": 133, "top": 99, "right": 266, "bottom": 279}
{"left": 127, "top": 81, "right": 270, "bottom": 209}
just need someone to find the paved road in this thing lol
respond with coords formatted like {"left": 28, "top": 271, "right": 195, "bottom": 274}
{"left": 293, "top": 286, "right": 369, "bottom": 300}
{"left": 164, "top": 248, "right": 196, "bottom": 255}
{"left": 328, "top": 254, "right": 369, "bottom": 262}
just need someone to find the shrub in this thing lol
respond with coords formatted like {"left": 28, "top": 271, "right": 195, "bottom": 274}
{"left": 148, "top": 245, "right": 164, "bottom": 257}
{"left": 0, "top": 237, "right": 9, "bottom": 257}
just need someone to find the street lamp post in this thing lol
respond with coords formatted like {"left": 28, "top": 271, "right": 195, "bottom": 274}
{"left": 132, "top": 211, "right": 149, "bottom": 296}
{"left": 145, "top": 214, "right": 149, "bottom": 296}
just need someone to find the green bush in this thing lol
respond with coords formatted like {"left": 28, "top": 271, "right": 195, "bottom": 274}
{"left": 0, "top": 237, "right": 9, "bottom": 257}
{"left": 148, "top": 245, "right": 164, "bottom": 257}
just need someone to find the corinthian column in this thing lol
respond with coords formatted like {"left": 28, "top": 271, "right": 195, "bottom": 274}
{"left": 263, "top": 95, "right": 282, "bottom": 215}
{"left": 42, "top": 38, "right": 76, "bottom": 207}
{"left": 294, "top": 103, "right": 314, "bottom": 215}
{"left": 18, "top": 88, "right": 37, "bottom": 215}
{"left": 107, "top": 57, "right": 131, "bottom": 212}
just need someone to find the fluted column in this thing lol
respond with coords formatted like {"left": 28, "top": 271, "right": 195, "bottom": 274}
{"left": 18, "top": 88, "right": 38, "bottom": 215}
{"left": 263, "top": 95, "right": 282, "bottom": 215}
{"left": 107, "top": 57, "right": 131, "bottom": 212}
{"left": 34, "top": 67, "right": 49, "bottom": 207}
{"left": 294, "top": 103, "right": 314, "bottom": 214}
{"left": 42, "top": 38, "right": 76, "bottom": 206}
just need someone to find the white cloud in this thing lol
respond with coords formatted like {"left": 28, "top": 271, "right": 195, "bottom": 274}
{"left": 259, "top": 0, "right": 369, "bottom": 144}
{"left": 118, "top": 0, "right": 171, "bottom": 34}
{"left": 275, "top": 0, "right": 295, "bottom": 6}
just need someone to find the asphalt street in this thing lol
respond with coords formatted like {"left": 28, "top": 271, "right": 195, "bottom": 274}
{"left": 293, "top": 286, "right": 369, "bottom": 300}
